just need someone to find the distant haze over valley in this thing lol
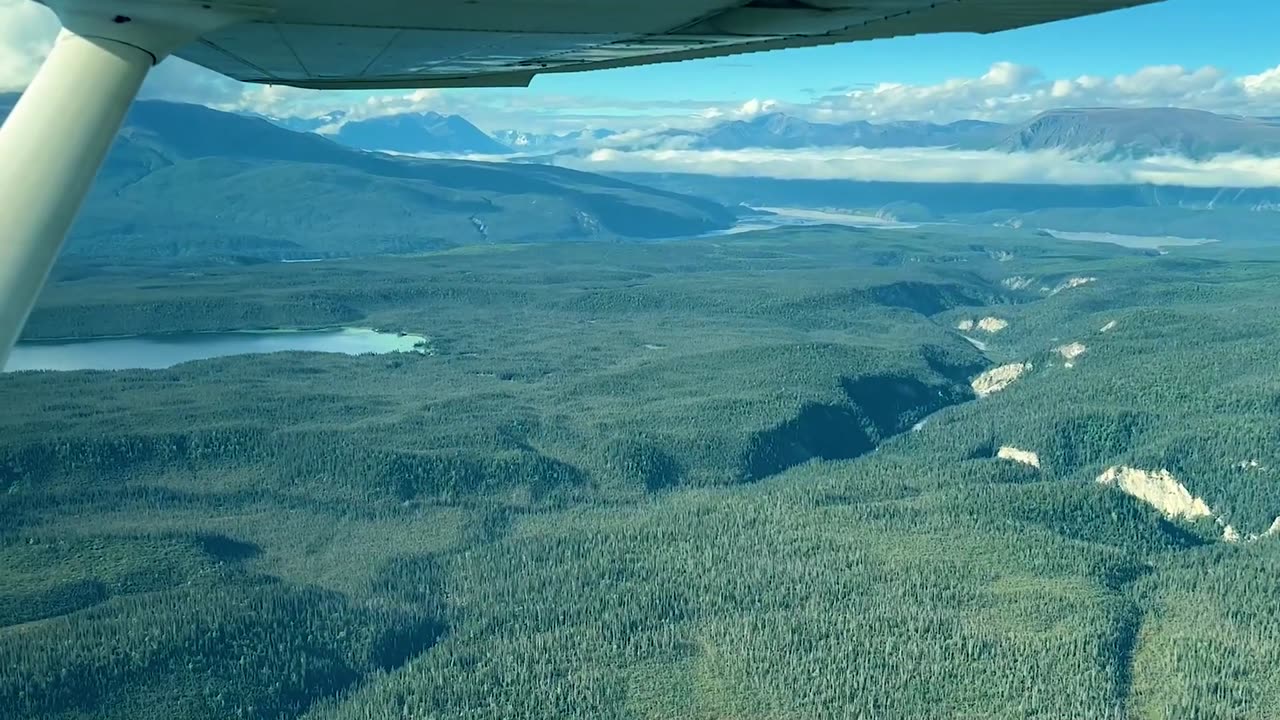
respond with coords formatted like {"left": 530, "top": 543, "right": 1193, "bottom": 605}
{"left": 4, "top": 91, "right": 1279, "bottom": 260}
{"left": 242, "top": 103, "right": 1280, "bottom": 197}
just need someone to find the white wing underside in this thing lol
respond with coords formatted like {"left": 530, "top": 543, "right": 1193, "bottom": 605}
{"left": 154, "top": 0, "right": 1160, "bottom": 89}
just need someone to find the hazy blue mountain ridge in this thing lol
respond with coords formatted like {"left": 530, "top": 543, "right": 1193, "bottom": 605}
{"left": 333, "top": 111, "right": 513, "bottom": 155}
{"left": 993, "top": 107, "right": 1280, "bottom": 159}
{"left": 0, "top": 95, "right": 737, "bottom": 260}
{"left": 486, "top": 107, "right": 1280, "bottom": 157}
{"left": 259, "top": 104, "right": 1280, "bottom": 159}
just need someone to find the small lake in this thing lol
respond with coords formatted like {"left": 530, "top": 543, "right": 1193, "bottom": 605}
{"left": 5, "top": 328, "right": 427, "bottom": 372}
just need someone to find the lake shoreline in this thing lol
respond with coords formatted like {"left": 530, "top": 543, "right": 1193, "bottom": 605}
{"left": 15, "top": 325, "right": 424, "bottom": 345}
{"left": 6, "top": 327, "right": 428, "bottom": 372}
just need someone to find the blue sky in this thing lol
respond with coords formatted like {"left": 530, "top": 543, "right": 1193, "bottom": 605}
{"left": 519, "top": 0, "right": 1274, "bottom": 104}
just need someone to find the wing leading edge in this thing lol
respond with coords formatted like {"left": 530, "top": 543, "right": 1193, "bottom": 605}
{"left": 159, "top": 0, "right": 1163, "bottom": 90}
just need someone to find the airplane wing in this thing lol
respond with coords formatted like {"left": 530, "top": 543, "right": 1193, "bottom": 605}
{"left": 170, "top": 0, "right": 1163, "bottom": 90}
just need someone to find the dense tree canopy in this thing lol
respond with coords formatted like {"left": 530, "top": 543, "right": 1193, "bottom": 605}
{"left": 1, "top": 227, "right": 1277, "bottom": 719}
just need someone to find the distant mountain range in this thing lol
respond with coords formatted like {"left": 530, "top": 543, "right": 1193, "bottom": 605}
{"left": 992, "top": 107, "right": 1280, "bottom": 159}
{"left": 690, "top": 114, "right": 1006, "bottom": 151}
{"left": 0, "top": 95, "right": 735, "bottom": 261}
{"left": 334, "top": 112, "right": 512, "bottom": 155}
{"left": 270, "top": 110, "right": 512, "bottom": 154}
{"left": 275, "top": 106, "right": 1280, "bottom": 161}
{"left": 690, "top": 108, "right": 1280, "bottom": 159}
{"left": 620, "top": 108, "right": 1280, "bottom": 158}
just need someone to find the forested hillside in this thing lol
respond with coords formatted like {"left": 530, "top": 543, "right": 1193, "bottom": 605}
{"left": 1, "top": 226, "right": 1277, "bottom": 719}
{"left": 0, "top": 96, "right": 735, "bottom": 260}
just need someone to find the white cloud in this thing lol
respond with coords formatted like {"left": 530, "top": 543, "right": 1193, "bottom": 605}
{"left": 807, "top": 61, "right": 1280, "bottom": 123}
{"left": 139, "top": 57, "right": 366, "bottom": 119}
{"left": 549, "top": 145, "right": 1280, "bottom": 188}
{"left": 0, "top": 0, "right": 55, "bottom": 91}
{"left": 736, "top": 98, "right": 779, "bottom": 118}
{"left": 597, "top": 127, "right": 699, "bottom": 151}
{"left": 139, "top": 57, "right": 246, "bottom": 106}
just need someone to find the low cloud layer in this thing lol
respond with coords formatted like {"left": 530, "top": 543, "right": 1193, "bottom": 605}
{"left": 554, "top": 146, "right": 1280, "bottom": 188}
{"left": 389, "top": 145, "right": 1280, "bottom": 188}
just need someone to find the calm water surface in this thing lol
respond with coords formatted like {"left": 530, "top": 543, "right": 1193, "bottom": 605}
{"left": 5, "top": 328, "right": 426, "bottom": 372}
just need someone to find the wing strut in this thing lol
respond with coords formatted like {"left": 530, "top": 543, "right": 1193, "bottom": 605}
{"left": 0, "top": 1, "right": 258, "bottom": 367}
